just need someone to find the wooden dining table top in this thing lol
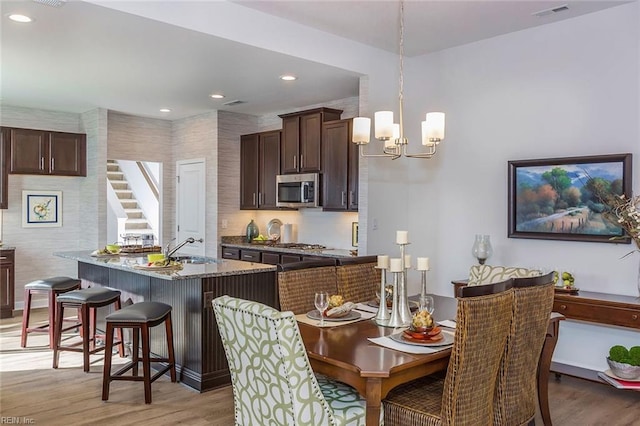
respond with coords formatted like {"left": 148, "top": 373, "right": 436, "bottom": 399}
{"left": 297, "top": 295, "right": 458, "bottom": 425}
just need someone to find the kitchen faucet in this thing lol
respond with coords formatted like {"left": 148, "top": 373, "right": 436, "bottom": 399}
{"left": 165, "top": 237, "right": 203, "bottom": 259}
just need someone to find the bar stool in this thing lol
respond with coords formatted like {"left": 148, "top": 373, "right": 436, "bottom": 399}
{"left": 102, "top": 301, "right": 176, "bottom": 404}
{"left": 53, "top": 287, "right": 125, "bottom": 372}
{"left": 21, "top": 277, "right": 82, "bottom": 349}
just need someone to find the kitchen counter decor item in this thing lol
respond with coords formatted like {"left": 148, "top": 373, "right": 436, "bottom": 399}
{"left": 246, "top": 219, "right": 259, "bottom": 243}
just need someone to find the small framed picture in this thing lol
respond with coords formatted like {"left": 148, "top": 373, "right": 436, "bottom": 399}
{"left": 352, "top": 222, "right": 358, "bottom": 247}
{"left": 22, "top": 190, "right": 62, "bottom": 228}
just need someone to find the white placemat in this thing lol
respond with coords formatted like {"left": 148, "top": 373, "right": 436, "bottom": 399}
{"left": 355, "top": 303, "right": 380, "bottom": 314}
{"left": 437, "top": 319, "right": 457, "bottom": 329}
{"left": 368, "top": 331, "right": 454, "bottom": 354}
{"left": 295, "top": 311, "right": 376, "bottom": 328}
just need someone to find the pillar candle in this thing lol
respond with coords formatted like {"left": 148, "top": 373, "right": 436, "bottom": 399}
{"left": 396, "top": 231, "right": 408, "bottom": 244}
{"left": 377, "top": 255, "right": 390, "bottom": 269}
{"left": 417, "top": 257, "right": 430, "bottom": 271}
{"left": 389, "top": 258, "right": 403, "bottom": 272}
{"left": 404, "top": 255, "right": 411, "bottom": 268}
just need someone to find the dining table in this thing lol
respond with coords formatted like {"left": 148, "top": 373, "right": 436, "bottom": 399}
{"left": 297, "top": 295, "right": 458, "bottom": 426}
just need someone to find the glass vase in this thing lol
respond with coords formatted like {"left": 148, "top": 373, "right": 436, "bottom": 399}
{"left": 246, "top": 219, "right": 259, "bottom": 243}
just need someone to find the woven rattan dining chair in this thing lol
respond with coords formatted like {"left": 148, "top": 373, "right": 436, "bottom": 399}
{"left": 277, "top": 259, "right": 338, "bottom": 314}
{"left": 336, "top": 256, "right": 381, "bottom": 304}
{"left": 493, "top": 272, "right": 555, "bottom": 426}
{"left": 383, "top": 279, "right": 515, "bottom": 426}
{"left": 212, "top": 295, "right": 378, "bottom": 425}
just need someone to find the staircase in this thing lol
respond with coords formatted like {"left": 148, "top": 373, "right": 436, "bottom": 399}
{"left": 107, "top": 160, "right": 154, "bottom": 238}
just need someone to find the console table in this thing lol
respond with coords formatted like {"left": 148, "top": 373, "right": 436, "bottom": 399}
{"left": 552, "top": 290, "right": 639, "bottom": 330}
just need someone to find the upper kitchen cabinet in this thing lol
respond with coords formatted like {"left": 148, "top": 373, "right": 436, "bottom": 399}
{"left": 0, "top": 128, "right": 8, "bottom": 209}
{"left": 322, "top": 119, "right": 358, "bottom": 211}
{"left": 240, "top": 130, "right": 281, "bottom": 210}
{"left": 8, "top": 127, "right": 87, "bottom": 176}
{"left": 279, "top": 108, "right": 342, "bottom": 174}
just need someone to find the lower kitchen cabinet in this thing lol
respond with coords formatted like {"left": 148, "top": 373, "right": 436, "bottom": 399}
{"left": 261, "top": 252, "right": 281, "bottom": 265}
{"left": 221, "top": 247, "right": 240, "bottom": 260}
{"left": 280, "top": 254, "right": 303, "bottom": 264}
{"left": 240, "top": 250, "right": 261, "bottom": 262}
{"left": 0, "top": 249, "right": 15, "bottom": 319}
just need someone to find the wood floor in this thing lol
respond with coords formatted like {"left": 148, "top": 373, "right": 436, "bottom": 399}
{"left": 1, "top": 309, "right": 639, "bottom": 425}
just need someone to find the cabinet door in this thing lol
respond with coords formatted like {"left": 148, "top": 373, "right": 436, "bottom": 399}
{"left": 259, "top": 131, "right": 281, "bottom": 209}
{"left": 221, "top": 247, "right": 240, "bottom": 260}
{"left": 347, "top": 123, "right": 359, "bottom": 211}
{"left": 240, "top": 250, "right": 261, "bottom": 262}
{"left": 299, "top": 112, "right": 322, "bottom": 173}
{"left": 240, "top": 134, "right": 260, "bottom": 209}
{"left": 9, "top": 128, "right": 47, "bottom": 174}
{"left": 0, "top": 128, "right": 8, "bottom": 209}
{"left": 281, "top": 117, "right": 300, "bottom": 174}
{"left": 322, "top": 120, "right": 349, "bottom": 210}
{"left": 0, "top": 250, "right": 15, "bottom": 319}
{"left": 261, "top": 252, "right": 280, "bottom": 265}
{"left": 48, "top": 132, "right": 86, "bottom": 176}
{"left": 281, "top": 254, "right": 303, "bottom": 264}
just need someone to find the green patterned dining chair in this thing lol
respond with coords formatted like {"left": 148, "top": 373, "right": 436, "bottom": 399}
{"left": 383, "top": 279, "right": 515, "bottom": 426}
{"left": 468, "top": 264, "right": 542, "bottom": 287}
{"left": 212, "top": 295, "right": 375, "bottom": 426}
{"left": 493, "top": 272, "right": 555, "bottom": 426}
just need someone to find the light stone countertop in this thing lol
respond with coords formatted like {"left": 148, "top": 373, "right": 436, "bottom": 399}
{"left": 220, "top": 241, "right": 355, "bottom": 259}
{"left": 54, "top": 250, "right": 276, "bottom": 281}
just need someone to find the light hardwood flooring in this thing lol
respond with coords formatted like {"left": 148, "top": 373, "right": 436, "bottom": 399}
{"left": 1, "top": 309, "right": 639, "bottom": 425}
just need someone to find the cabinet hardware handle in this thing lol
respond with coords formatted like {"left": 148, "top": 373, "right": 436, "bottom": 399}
{"left": 51, "top": 157, "right": 55, "bottom": 171}
{"left": 259, "top": 193, "right": 263, "bottom": 205}
{"left": 243, "top": 255, "right": 253, "bottom": 258}
{"left": 349, "top": 191, "right": 354, "bottom": 206}
{"left": 0, "top": 257, "right": 6, "bottom": 260}
{"left": 560, "top": 305, "right": 567, "bottom": 310}
{"left": 633, "top": 314, "right": 638, "bottom": 320}
{"left": 40, "top": 157, "right": 44, "bottom": 170}
{"left": 341, "top": 191, "right": 346, "bottom": 206}
{"left": 252, "top": 193, "right": 256, "bottom": 206}
{"left": 293, "top": 156, "right": 297, "bottom": 170}
{"left": 300, "top": 155, "right": 304, "bottom": 168}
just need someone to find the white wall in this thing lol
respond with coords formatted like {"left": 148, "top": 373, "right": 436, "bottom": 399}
{"left": 367, "top": 3, "right": 640, "bottom": 372}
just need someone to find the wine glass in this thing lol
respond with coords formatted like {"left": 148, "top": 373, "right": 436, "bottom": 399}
{"left": 419, "top": 294, "right": 435, "bottom": 316}
{"left": 314, "top": 292, "right": 329, "bottom": 326}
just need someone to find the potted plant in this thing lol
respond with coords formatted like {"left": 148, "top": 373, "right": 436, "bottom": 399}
{"left": 607, "top": 345, "right": 640, "bottom": 379}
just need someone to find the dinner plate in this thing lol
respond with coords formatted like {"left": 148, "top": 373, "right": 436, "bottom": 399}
{"left": 389, "top": 330, "right": 454, "bottom": 347}
{"left": 603, "top": 369, "right": 640, "bottom": 382}
{"left": 306, "top": 310, "right": 362, "bottom": 322}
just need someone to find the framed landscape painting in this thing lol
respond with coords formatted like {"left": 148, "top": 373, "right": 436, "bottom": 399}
{"left": 508, "top": 153, "right": 632, "bottom": 243}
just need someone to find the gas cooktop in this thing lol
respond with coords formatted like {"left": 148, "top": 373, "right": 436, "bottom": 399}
{"left": 274, "top": 243, "right": 327, "bottom": 250}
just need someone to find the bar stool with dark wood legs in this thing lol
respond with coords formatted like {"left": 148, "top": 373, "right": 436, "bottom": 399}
{"left": 21, "top": 277, "right": 82, "bottom": 349}
{"left": 53, "top": 287, "right": 125, "bottom": 373}
{"left": 102, "top": 301, "right": 176, "bottom": 404}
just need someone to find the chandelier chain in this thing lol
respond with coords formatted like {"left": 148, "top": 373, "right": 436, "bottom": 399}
{"left": 398, "top": 0, "right": 405, "bottom": 140}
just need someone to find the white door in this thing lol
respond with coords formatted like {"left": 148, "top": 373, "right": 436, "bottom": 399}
{"left": 176, "top": 159, "right": 205, "bottom": 256}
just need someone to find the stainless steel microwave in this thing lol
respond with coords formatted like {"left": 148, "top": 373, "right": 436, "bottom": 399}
{"left": 276, "top": 173, "right": 319, "bottom": 208}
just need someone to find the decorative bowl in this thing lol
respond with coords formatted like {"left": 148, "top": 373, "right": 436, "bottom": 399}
{"left": 106, "top": 244, "right": 120, "bottom": 254}
{"left": 607, "top": 358, "right": 640, "bottom": 379}
{"left": 147, "top": 253, "right": 166, "bottom": 263}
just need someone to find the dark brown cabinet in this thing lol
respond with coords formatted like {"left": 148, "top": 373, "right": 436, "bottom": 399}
{"left": 261, "top": 252, "right": 281, "bottom": 265}
{"left": 0, "top": 128, "right": 8, "bottom": 209}
{"left": 279, "top": 108, "right": 342, "bottom": 174}
{"left": 0, "top": 249, "right": 15, "bottom": 319}
{"left": 240, "top": 130, "right": 281, "bottom": 210}
{"left": 322, "top": 119, "right": 359, "bottom": 211}
{"left": 8, "top": 127, "right": 86, "bottom": 176}
{"left": 240, "top": 250, "right": 261, "bottom": 262}
{"left": 221, "top": 247, "right": 240, "bottom": 260}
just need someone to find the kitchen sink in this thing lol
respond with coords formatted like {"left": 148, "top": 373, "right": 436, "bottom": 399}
{"left": 170, "top": 255, "right": 219, "bottom": 264}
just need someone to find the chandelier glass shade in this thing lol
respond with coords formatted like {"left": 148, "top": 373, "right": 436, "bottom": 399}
{"left": 351, "top": 0, "right": 446, "bottom": 159}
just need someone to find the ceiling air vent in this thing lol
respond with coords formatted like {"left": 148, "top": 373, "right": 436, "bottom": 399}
{"left": 32, "top": 0, "right": 66, "bottom": 7}
{"left": 532, "top": 4, "right": 569, "bottom": 17}
{"left": 222, "top": 100, "right": 246, "bottom": 107}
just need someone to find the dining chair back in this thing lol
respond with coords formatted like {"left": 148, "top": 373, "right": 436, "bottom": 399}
{"left": 493, "top": 271, "right": 555, "bottom": 426}
{"left": 467, "top": 264, "right": 541, "bottom": 287}
{"left": 383, "top": 279, "right": 515, "bottom": 426}
{"left": 276, "top": 259, "right": 338, "bottom": 314}
{"left": 212, "top": 295, "right": 372, "bottom": 425}
{"left": 336, "top": 256, "right": 380, "bottom": 304}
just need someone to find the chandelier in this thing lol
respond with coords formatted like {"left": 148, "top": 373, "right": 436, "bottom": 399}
{"left": 351, "top": 0, "right": 445, "bottom": 159}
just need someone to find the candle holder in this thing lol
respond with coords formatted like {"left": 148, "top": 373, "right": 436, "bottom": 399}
{"left": 418, "top": 269, "right": 435, "bottom": 314}
{"left": 397, "top": 242, "right": 413, "bottom": 325}
{"left": 374, "top": 266, "right": 391, "bottom": 324}
{"left": 386, "top": 270, "right": 405, "bottom": 328}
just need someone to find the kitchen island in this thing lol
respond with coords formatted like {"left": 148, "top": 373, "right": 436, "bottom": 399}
{"left": 55, "top": 251, "right": 276, "bottom": 392}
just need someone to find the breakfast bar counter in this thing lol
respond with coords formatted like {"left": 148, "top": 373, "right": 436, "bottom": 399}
{"left": 54, "top": 250, "right": 277, "bottom": 392}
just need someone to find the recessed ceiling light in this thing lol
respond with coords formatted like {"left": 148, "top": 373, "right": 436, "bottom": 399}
{"left": 159, "top": 108, "right": 171, "bottom": 113}
{"left": 210, "top": 94, "right": 225, "bottom": 99}
{"left": 8, "top": 14, "right": 33, "bottom": 23}
{"left": 280, "top": 75, "right": 297, "bottom": 81}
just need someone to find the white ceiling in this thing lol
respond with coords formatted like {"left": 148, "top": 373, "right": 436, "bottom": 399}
{"left": 0, "top": 0, "right": 630, "bottom": 121}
